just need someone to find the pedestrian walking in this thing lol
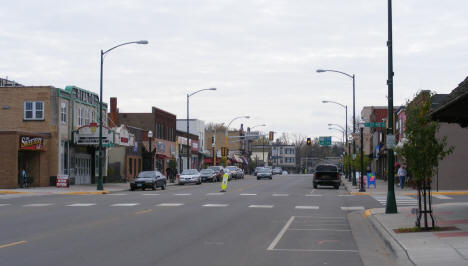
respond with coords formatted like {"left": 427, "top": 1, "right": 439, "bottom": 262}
{"left": 397, "top": 165, "right": 407, "bottom": 189}
{"left": 21, "top": 169, "right": 27, "bottom": 188}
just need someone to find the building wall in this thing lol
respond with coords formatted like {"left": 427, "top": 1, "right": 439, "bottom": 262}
{"left": 0, "top": 133, "right": 19, "bottom": 188}
{"left": 436, "top": 123, "right": 468, "bottom": 190}
{"left": 177, "top": 119, "right": 205, "bottom": 152}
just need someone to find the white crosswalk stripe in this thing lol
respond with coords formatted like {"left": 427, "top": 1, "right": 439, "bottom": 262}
{"left": 143, "top": 194, "right": 160, "bottom": 196}
{"left": 372, "top": 195, "right": 418, "bottom": 207}
{"left": 305, "top": 194, "right": 322, "bottom": 197}
{"left": 433, "top": 195, "right": 453, "bottom": 200}
{"left": 111, "top": 203, "right": 139, "bottom": 207}
{"left": 23, "top": 203, "right": 54, "bottom": 207}
{"left": 272, "top": 194, "right": 289, "bottom": 197}
{"left": 249, "top": 205, "right": 274, "bottom": 208}
{"left": 206, "top": 193, "right": 224, "bottom": 196}
{"left": 203, "top": 204, "right": 229, "bottom": 207}
{"left": 295, "top": 206, "right": 319, "bottom": 210}
{"left": 67, "top": 203, "right": 96, "bottom": 207}
{"left": 109, "top": 193, "right": 128, "bottom": 196}
{"left": 174, "top": 193, "right": 192, "bottom": 196}
{"left": 240, "top": 193, "right": 257, "bottom": 196}
{"left": 0, "top": 203, "right": 11, "bottom": 206}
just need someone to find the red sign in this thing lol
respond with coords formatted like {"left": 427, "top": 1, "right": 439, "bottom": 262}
{"left": 56, "top": 175, "right": 69, "bottom": 188}
{"left": 120, "top": 137, "right": 129, "bottom": 143}
{"left": 20, "top": 136, "right": 45, "bottom": 151}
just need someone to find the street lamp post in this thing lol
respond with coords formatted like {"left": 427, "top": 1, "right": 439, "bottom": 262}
{"left": 186, "top": 88, "right": 217, "bottom": 170}
{"left": 224, "top": 116, "right": 250, "bottom": 162}
{"left": 323, "top": 101, "right": 349, "bottom": 181}
{"left": 318, "top": 70, "right": 356, "bottom": 186}
{"left": 148, "top": 130, "right": 153, "bottom": 170}
{"left": 359, "top": 123, "right": 366, "bottom": 192}
{"left": 328, "top": 127, "right": 345, "bottom": 144}
{"left": 98, "top": 40, "right": 148, "bottom": 191}
{"left": 386, "top": 0, "right": 397, "bottom": 213}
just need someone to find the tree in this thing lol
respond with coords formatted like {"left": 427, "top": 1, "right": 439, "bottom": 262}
{"left": 397, "top": 91, "right": 453, "bottom": 229}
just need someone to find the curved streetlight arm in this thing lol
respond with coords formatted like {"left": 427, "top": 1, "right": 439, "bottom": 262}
{"left": 328, "top": 123, "right": 345, "bottom": 131}
{"left": 103, "top": 40, "right": 148, "bottom": 56}
{"left": 251, "top": 124, "right": 266, "bottom": 130}
{"left": 317, "top": 69, "right": 353, "bottom": 79}
{"left": 322, "top": 100, "right": 346, "bottom": 109}
{"left": 328, "top": 127, "right": 344, "bottom": 133}
{"left": 188, "top": 88, "right": 217, "bottom": 97}
{"left": 226, "top": 116, "right": 250, "bottom": 131}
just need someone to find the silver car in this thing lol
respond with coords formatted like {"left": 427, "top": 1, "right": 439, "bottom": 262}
{"left": 178, "top": 169, "right": 202, "bottom": 185}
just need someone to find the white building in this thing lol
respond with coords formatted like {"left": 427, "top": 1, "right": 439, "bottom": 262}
{"left": 176, "top": 119, "right": 206, "bottom": 153}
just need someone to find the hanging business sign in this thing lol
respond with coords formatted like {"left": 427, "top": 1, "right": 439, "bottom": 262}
{"left": 74, "top": 123, "right": 113, "bottom": 146}
{"left": 20, "top": 136, "right": 46, "bottom": 151}
{"left": 113, "top": 125, "right": 135, "bottom": 147}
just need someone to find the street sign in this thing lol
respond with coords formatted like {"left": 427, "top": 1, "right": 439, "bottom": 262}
{"left": 386, "top": 134, "right": 396, "bottom": 149}
{"left": 319, "top": 136, "right": 332, "bottom": 146}
{"left": 364, "top": 122, "right": 386, "bottom": 128}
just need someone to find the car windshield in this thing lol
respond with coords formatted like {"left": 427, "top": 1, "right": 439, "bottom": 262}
{"left": 226, "top": 166, "right": 236, "bottom": 170}
{"left": 200, "top": 169, "right": 213, "bottom": 174}
{"left": 137, "top": 171, "right": 155, "bottom": 178}
{"left": 315, "top": 165, "right": 338, "bottom": 172}
{"left": 260, "top": 168, "right": 271, "bottom": 173}
{"left": 182, "top": 169, "right": 199, "bottom": 175}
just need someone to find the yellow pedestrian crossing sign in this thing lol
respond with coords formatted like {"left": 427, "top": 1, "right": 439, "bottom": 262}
{"left": 220, "top": 173, "right": 229, "bottom": 192}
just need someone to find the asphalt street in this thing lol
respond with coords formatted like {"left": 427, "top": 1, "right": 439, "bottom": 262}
{"left": 1, "top": 174, "right": 454, "bottom": 266}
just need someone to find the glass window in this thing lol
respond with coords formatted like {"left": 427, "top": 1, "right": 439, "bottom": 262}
{"left": 24, "top": 101, "right": 44, "bottom": 120}
{"left": 85, "top": 109, "right": 90, "bottom": 125}
{"left": 61, "top": 103, "right": 67, "bottom": 123}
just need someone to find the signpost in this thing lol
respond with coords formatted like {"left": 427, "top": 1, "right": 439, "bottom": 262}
{"left": 319, "top": 136, "right": 332, "bottom": 146}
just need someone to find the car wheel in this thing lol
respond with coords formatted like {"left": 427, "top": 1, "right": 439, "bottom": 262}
{"left": 161, "top": 182, "right": 166, "bottom": 190}
{"left": 257, "top": 177, "right": 260, "bottom": 180}
{"left": 152, "top": 183, "right": 156, "bottom": 190}
{"left": 313, "top": 183, "right": 318, "bottom": 189}
{"left": 334, "top": 185, "right": 339, "bottom": 189}
{"left": 269, "top": 177, "right": 272, "bottom": 180}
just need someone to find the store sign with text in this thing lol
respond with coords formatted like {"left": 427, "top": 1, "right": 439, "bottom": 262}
{"left": 20, "top": 136, "right": 46, "bottom": 151}
{"left": 74, "top": 123, "right": 113, "bottom": 145}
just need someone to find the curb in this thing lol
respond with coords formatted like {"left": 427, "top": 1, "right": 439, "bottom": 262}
{"left": 0, "top": 191, "right": 28, "bottom": 194}
{"left": 366, "top": 209, "right": 416, "bottom": 266}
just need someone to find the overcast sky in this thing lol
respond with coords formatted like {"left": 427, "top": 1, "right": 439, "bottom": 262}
{"left": 1, "top": 0, "right": 467, "bottom": 142}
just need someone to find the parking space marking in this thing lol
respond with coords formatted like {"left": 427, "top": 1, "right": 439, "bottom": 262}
{"left": 273, "top": 194, "right": 289, "bottom": 197}
{"left": 267, "top": 216, "right": 295, "bottom": 250}
{"left": 157, "top": 203, "right": 184, "bottom": 207}
{"left": 203, "top": 204, "right": 229, "bottom": 207}
{"left": 249, "top": 205, "right": 274, "bottom": 208}
{"left": 341, "top": 206, "right": 365, "bottom": 211}
{"left": 67, "top": 203, "right": 96, "bottom": 207}
{"left": 23, "top": 203, "right": 54, "bottom": 207}
{"left": 240, "top": 193, "right": 257, "bottom": 196}
{"left": 295, "top": 206, "right": 319, "bottom": 210}
{"left": 111, "top": 203, "right": 139, "bottom": 207}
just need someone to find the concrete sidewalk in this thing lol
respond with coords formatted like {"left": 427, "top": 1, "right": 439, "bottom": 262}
{"left": 341, "top": 175, "right": 468, "bottom": 196}
{"left": 367, "top": 203, "right": 468, "bottom": 266}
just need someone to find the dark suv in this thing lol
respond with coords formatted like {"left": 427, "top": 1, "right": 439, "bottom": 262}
{"left": 130, "top": 171, "right": 167, "bottom": 191}
{"left": 313, "top": 164, "right": 340, "bottom": 189}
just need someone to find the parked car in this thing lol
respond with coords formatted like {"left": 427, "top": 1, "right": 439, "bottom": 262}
{"left": 200, "top": 168, "right": 217, "bottom": 182}
{"left": 178, "top": 169, "right": 202, "bottom": 185}
{"left": 272, "top": 167, "right": 282, "bottom": 175}
{"left": 208, "top": 166, "right": 224, "bottom": 181}
{"left": 130, "top": 171, "right": 167, "bottom": 191}
{"left": 237, "top": 168, "right": 245, "bottom": 179}
{"left": 257, "top": 167, "right": 273, "bottom": 180}
{"left": 313, "top": 164, "right": 340, "bottom": 189}
{"left": 222, "top": 168, "right": 233, "bottom": 181}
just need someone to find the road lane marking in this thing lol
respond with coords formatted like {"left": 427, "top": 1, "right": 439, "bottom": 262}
{"left": 272, "top": 194, "right": 289, "bottom": 197}
{"left": 23, "top": 203, "right": 54, "bottom": 207}
{"left": 249, "top": 205, "right": 274, "bottom": 208}
{"left": 0, "top": 204, "right": 11, "bottom": 206}
{"left": 240, "top": 193, "right": 257, "bottom": 196}
{"left": 341, "top": 206, "right": 365, "bottom": 211}
{"left": 203, "top": 204, "right": 229, "bottom": 207}
{"left": 111, "top": 203, "right": 139, "bottom": 207}
{"left": 157, "top": 203, "right": 183, "bottom": 207}
{"left": 66, "top": 203, "right": 96, "bottom": 207}
{"left": 271, "top": 248, "right": 358, "bottom": 252}
{"left": 433, "top": 195, "right": 453, "bottom": 200}
{"left": 295, "top": 206, "right": 319, "bottom": 210}
{"left": 136, "top": 209, "right": 152, "bottom": 214}
{"left": 206, "top": 193, "right": 224, "bottom": 196}
{"left": 174, "top": 193, "right": 192, "bottom": 196}
{"left": 143, "top": 194, "right": 160, "bottom": 196}
{"left": 0, "top": 240, "right": 27, "bottom": 249}
{"left": 267, "top": 216, "right": 295, "bottom": 250}
{"left": 288, "top": 228, "right": 351, "bottom": 232}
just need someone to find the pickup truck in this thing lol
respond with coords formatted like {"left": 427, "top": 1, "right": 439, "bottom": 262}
{"left": 313, "top": 164, "right": 340, "bottom": 189}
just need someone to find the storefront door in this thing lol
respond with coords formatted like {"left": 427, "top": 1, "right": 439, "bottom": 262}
{"left": 75, "top": 154, "right": 91, "bottom": 184}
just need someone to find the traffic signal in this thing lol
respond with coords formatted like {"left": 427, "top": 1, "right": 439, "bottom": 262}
{"left": 221, "top": 147, "right": 228, "bottom": 157}
{"left": 269, "top": 131, "right": 274, "bottom": 141}
{"left": 211, "top": 136, "right": 215, "bottom": 143}
{"left": 307, "top": 137, "right": 311, "bottom": 145}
